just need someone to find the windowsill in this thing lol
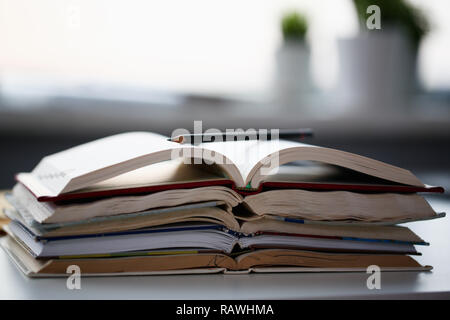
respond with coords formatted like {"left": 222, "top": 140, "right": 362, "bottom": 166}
{"left": 0, "top": 92, "right": 449, "bottom": 142}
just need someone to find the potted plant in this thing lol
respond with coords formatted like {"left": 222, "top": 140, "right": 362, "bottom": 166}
{"left": 337, "top": 0, "right": 429, "bottom": 114}
{"left": 274, "top": 11, "right": 313, "bottom": 110}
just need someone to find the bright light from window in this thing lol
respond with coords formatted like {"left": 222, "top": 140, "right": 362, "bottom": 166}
{"left": 0, "top": 0, "right": 449, "bottom": 96}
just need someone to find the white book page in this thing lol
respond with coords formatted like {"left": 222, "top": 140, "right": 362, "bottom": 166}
{"left": 200, "top": 138, "right": 423, "bottom": 188}
{"left": 199, "top": 139, "right": 314, "bottom": 186}
{"left": 28, "top": 132, "right": 186, "bottom": 195}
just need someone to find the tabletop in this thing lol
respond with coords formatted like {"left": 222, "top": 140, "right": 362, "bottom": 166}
{"left": 1, "top": 195, "right": 449, "bottom": 300}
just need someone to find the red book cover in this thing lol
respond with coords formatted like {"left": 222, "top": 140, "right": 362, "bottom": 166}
{"left": 25, "top": 179, "right": 444, "bottom": 203}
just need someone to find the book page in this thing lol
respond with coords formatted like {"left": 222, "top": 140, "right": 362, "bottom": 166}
{"left": 235, "top": 249, "right": 423, "bottom": 270}
{"left": 229, "top": 139, "right": 424, "bottom": 188}
{"left": 28, "top": 132, "right": 186, "bottom": 195}
{"left": 199, "top": 139, "right": 299, "bottom": 186}
{"left": 82, "top": 159, "right": 228, "bottom": 193}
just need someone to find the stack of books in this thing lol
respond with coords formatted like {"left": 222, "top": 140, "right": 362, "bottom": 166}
{"left": 0, "top": 132, "right": 445, "bottom": 276}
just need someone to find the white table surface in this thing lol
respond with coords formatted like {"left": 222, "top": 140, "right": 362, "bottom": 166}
{"left": 1, "top": 196, "right": 449, "bottom": 300}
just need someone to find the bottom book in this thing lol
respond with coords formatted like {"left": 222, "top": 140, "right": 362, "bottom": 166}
{"left": 1, "top": 236, "right": 432, "bottom": 277}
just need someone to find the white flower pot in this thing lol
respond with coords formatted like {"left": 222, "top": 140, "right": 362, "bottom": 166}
{"left": 273, "top": 41, "right": 313, "bottom": 110}
{"left": 336, "top": 28, "right": 417, "bottom": 115}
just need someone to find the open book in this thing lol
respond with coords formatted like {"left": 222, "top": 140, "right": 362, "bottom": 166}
{"left": 16, "top": 132, "right": 442, "bottom": 202}
{"left": 10, "top": 182, "right": 441, "bottom": 225}
{"left": 5, "top": 221, "right": 422, "bottom": 258}
{"left": 1, "top": 236, "right": 431, "bottom": 277}
{"left": 1, "top": 195, "right": 430, "bottom": 245}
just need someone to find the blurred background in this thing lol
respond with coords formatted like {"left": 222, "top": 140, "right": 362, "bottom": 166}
{"left": 0, "top": 0, "right": 449, "bottom": 192}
